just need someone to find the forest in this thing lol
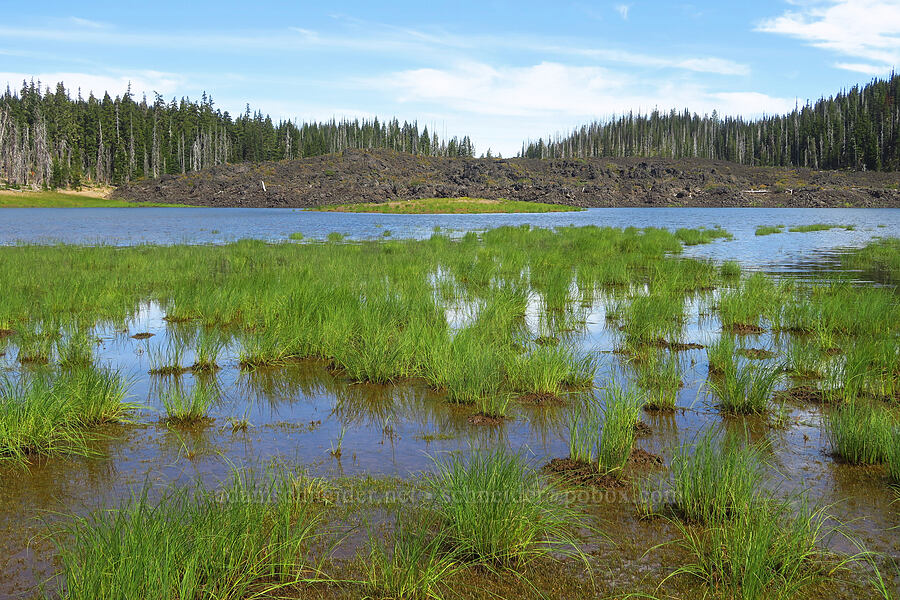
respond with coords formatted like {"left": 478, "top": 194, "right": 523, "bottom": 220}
{"left": 2, "top": 74, "right": 900, "bottom": 190}
{"left": 0, "top": 82, "right": 475, "bottom": 188}
{"left": 522, "top": 74, "right": 900, "bottom": 172}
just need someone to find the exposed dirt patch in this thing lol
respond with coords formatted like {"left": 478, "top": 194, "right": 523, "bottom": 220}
{"left": 726, "top": 323, "right": 765, "bottom": 335}
{"left": 113, "top": 149, "right": 900, "bottom": 209}
{"left": 467, "top": 413, "right": 505, "bottom": 426}
{"left": 519, "top": 392, "right": 564, "bottom": 405}
{"left": 0, "top": 329, "right": 14, "bottom": 339}
{"left": 544, "top": 458, "right": 627, "bottom": 488}
{"left": 544, "top": 449, "right": 664, "bottom": 487}
{"left": 629, "top": 448, "right": 665, "bottom": 468}
{"left": 776, "top": 385, "right": 827, "bottom": 404}
{"left": 650, "top": 338, "right": 705, "bottom": 351}
{"left": 738, "top": 348, "right": 776, "bottom": 359}
{"left": 824, "top": 347, "right": 844, "bottom": 356}
{"left": 131, "top": 332, "right": 154, "bottom": 340}
{"left": 634, "top": 421, "right": 652, "bottom": 436}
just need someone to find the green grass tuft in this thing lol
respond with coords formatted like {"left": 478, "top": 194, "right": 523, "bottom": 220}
{"left": 427, "top": 447, "right": 587, "bottom": 569}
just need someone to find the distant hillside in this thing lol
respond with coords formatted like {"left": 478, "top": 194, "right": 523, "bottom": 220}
{"left": 523, "top": 74, "right": 900, "bottom": 172}
{"left": 113, "top": 149, "right": 900, "bottom": 208}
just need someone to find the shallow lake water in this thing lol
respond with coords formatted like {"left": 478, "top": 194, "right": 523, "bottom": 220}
{"left": 0, "top": 208, "right": 898, "bottom": 598}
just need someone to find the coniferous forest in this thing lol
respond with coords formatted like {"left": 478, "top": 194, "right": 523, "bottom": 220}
{"left": 2, "top": 74, "right": 900, "bottom": 190}
{"left": 522, "top": 74, "right": 900, "bottom": 172}
{"left": 0, "top": 81, "right": 475, "bottom": 189}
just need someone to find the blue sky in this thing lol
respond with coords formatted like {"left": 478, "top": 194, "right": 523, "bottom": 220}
{"left": 2, "top": 0, "right": 899, "bottom": 155}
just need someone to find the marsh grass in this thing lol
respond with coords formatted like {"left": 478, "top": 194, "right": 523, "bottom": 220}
{"left": 675, "top": 227, "right": 732, "bottom": 246}
{"left": 148, "top": 336, "right": 189, "bottom": 375}
{"left": 427, "top": 447, "right": 588, "bottom": 569}
{"left": 666, "top": 498, "right": 837, "bottom": 600}
{"left": 365, "top": 512, "right": 462, "bottom": 600}
{"left": 720, "top": 260, "right": 741, "bottom": 279}
{"left": 0, "top": 366, "right": 133, "bottom": 462}
{"left": 505, "top": 344, "right": 587, "bottom": 398}
{"left": 193, "top": 327, "right": 226, "bottom": 371}
{"left": 788, "top": 223, "right": 848, "bottom": 233}
{"left": 49, "top": 468, "right": 328, "bottom": 600}
{"left": 707, "top": 360, "right": 781, "bottom": 415}
{"left": 16, "top": 324, "right": 56, "bottom": 364}
{"left": 666, "top": 431, "right": 765, "bottom": 523}
{"left": 706, "top": 334, "right": 736, "bottom": 374}
{"left": 887, "top": 429, "right": 900, "bottom": 484}
{"left": 597, "top": 384, "right": 645, "bottom": 477}
{"left": 160, "top": 381, "right": 217, "bottom": 425}
{"left": 56, "top": 328, "right": 95, "bottom": 369}
{"left": 826, "top": 399, "right": 894, "bottom": 465}
{"left": 634, "top": 351, "right": 682, "bottom": 411}
{"left": 620, "top": 292, "right": 685, "bottom": 346}
{"left": 841, "top": 237, "right": 900, "bottom": 283}
{"left": 755, "top": 225, "right": 784, "bottom": 236}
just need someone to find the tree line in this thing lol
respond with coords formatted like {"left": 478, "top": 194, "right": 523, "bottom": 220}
{"left": 0, "top": 81, "right": 475, "bottom": 189}
{"left": 521, "top": 74, "right": 900, "bottom": 171}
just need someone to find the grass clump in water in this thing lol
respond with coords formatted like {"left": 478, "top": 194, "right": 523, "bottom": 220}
{"left": 148, "top": 336, "right": 189, "bottom": 375}
{"left": 634, "top": 351, "right": 682, "bottom": 411}
{"left": 365, "top": 512, "right": 462, "bottom": 600}
{"left": 755, "top": 225, "right": 784, "bottom": 236}
{"left": 160, "top": 381, "right": 217, "bottom": 425}
{"left": 788, "top": 223, "right": 851, "bottom": 233}
{"left": 0, "top": 366, "right": 134, "bottom": 463}
{"left": 49, "top": 468, "right": 327, "bottom": 600}
{"left": 568, "top": 384, "right": 645, "bottom": 478}
{"left": 192, "top": 328, "right": 226, "bottom": 371}
{"left": 666, "top": 432, "right": 765, "bottom": 523}
{"left": 597, "top": 384, "right": 644, "bottom": 477}
{"left": 707, "top": 360, "right": 781, "bottom": 415}
{"left": 841, "top": 237, "right": 900, "bottom": 284}
{"left": 666, "top": 498, "right": 837, "bottom": 600}
{"left": 674, "top": 226, "right": 732, "bottom": 246}
{"left": 427, "top": 447, "right": 587, "bottom": 569}
{"left": 826, "top": 399, "right": 894, "bottom": 465}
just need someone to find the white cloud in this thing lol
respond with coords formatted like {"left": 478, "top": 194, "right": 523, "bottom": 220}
{"left": 615, "top": 4, "right": 631, "bottom": 19}
{"left": 758, "top": 0, "right": 900, "bottom": 73}
{"left": 68, "top": 17, "right": 108, "bottom": 29}
{"left": 0, "top": 71, "right": 183, "bottom": 98}
{"left": 379, "top": 61, "right": 791, "bottom": 121}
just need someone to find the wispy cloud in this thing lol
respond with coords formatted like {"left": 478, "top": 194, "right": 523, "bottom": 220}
{"left": 0, "top": 21, "right": 748, "bottom": 76}
{"left": 68, "top": 17, "right": 108, "bottom": 29}
{"left": 615, "top": 4, "right": 631, "bottom": 19}
{"left": 378, "top": 60, "right": 790, "bottom": 118}
{"left": 758, "top": 0, "right": 900, "bottom": 74}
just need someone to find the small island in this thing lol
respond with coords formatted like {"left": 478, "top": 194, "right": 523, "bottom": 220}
{"left": 310, "top": 196, "right": 584, "bottom": 214}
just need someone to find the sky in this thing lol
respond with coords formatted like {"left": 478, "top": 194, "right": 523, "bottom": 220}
{"left": 1, "top": 0, "right": 899, "bottom": 156}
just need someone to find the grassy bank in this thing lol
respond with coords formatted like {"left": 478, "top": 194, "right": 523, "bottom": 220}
{"left": 311, "top": 196, "right": 584, "bottom": 213}
{"left": 0, "top": 189, "right": 186, "bottom": 208}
